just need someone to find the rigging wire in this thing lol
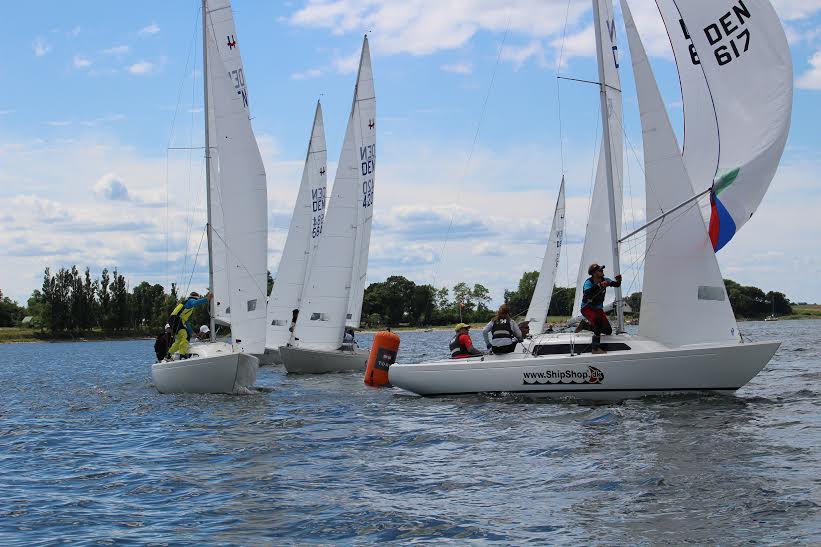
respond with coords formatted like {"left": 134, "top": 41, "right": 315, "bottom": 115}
{"left": 556, "top": 0, "right": 573, "bottom": 291}
{"left": 163, "top": 1, "right": 202, "bottom": 295}
{"left": 430, "top": 9, "right": 512, "bottom": 291}
{"left": 184, "top": 226, "right": 208, "bottom": 296}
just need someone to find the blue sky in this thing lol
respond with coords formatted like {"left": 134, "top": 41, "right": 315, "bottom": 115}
{"left": 1, "top": 0, "right": 820, "bottom": 307}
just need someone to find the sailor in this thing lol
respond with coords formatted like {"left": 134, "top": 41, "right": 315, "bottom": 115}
{"left": 450, "top": 323, "right": 483, "bottom": 359}
{"left": 167, "top": 291, "right": 212, "bottom": 358}
{"left": 154, "top": 323, "right": 173, "bottom": 362}
{"left": 197, "top": 324, "right": 210, "bottom": 341}
{"left": 482, "top": 304, "right": 523, "bottom": 354}
{"left": 581, "top": 264, "right": 622, "bottom": 354}
{"left": 518, "top": 320, "right": 531, "bottom": 338}
{"left": 343, "top": 326, "right": 356, "bottom": 345}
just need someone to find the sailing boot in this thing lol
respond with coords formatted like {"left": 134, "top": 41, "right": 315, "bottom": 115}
{"left": 591, "top": 334, "right": 607, "bottom": 354}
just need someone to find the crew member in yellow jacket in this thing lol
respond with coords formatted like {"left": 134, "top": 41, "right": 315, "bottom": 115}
{"left": 167, "top": 292, "right": 212, "bottom": 358}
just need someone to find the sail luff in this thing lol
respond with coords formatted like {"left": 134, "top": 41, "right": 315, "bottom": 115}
{"left": 202, "top": 0, "right": 216, "bottom": 342}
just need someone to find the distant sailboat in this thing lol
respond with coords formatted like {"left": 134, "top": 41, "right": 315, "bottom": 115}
{"left": 525, "top": 178, "right": 565, "bottom": 335}
{"left": 389, "top": 0, "right": 789, "bottom": 400}
{"left": 152, "top": 0, "right": 267, "bottom": 394}
{"left": 263, "top": 102, "right": 328, "bottom": 365}
{"left": 280, "top": 36, "right": 376, "bottom": 374}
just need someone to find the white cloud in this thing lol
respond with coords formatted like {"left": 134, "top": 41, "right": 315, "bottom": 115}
{"left": 797, "top": 50, "right": 821, "bottom": 90}
{"left": 139, "top": 22, "right": 160, "bottom": 35}
{"left": 73, "top": 55, "right": 92, "bottom": 69}
{"left": 93, "top": 173, "right": 131, "bottom": 201}
{"left": 501, "top": 40, "right": 546, "bottom": 69}
{"left": 288, "top": 0, "right": 590, "bottom": 56}
{"left": 102, "top": 45, "right": 130, "bottom": 56}
{"left": 771, "top": 0, "right": 821, "bottom": 21}
{"left": 128, "top": 61, "right": 154, "bottom": 75}
{"left": 68, "top": 26, "right": 81, "bottom": 38}
{"left": 291, "top": 67, "right": 324, "bottom": 80}
{"left": 32, "top": 36, "right": 51, "bottom": 57}
{"left": 333, "top": 50, "right": 360, "bottom": 74}
{"left": 440, "top": 62, "right": 473, "bottom": 74}
{"left": 80, "top": 114, "right": 127, "bottom": 127}
{"left": 45, "top": 120, "right": 72, "bottom": 127}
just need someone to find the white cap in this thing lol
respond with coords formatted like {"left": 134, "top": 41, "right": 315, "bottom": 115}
{"left": 165, "top": 323, "right": 171, "bottom": 329}
{"left": 199, "top": 325, "right": 210, "bottom": 334}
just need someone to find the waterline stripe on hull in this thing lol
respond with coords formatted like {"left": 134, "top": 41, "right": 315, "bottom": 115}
{"left": 423, "top": 386, "right": 741, "bottom": 396}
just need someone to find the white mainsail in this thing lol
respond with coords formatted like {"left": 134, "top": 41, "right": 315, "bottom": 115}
{"left": 622, "top": 0, "right": 738, "bottom": 347}
{"left": 205, "top": 0, "right": 252, "bottom": 324}
{"left": 345, "top": 37, "right": 377, "bottom": 329}
{"left": 295, "top": 36, "right": 375, "bottom": 349}
{"left": 206, "top": 19, "right": 268, "bottom": 354}
{"left": 571, "top": 0, "right": 624, "bottom": 319}
{"left": 266, "top": 102, "right": 328, "bottom": 350}
{"left": 526, "top": 178, "right": 565, "bottom": 335}
{"left": 655, "top": 0, "right": 793, "bottom": 251}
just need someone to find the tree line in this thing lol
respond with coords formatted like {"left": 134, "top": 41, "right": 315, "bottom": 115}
{"left": 0, "top": 268, "right": 796, "bottom": 333}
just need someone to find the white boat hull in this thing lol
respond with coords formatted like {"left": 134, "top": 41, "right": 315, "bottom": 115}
{"left": 151, "top": 341, "right": 258, "bottom": 394}
{"left": 258, "top": 347, "right": 282, "bottom": 366}
{"left": 280, "top": 345, "right": 368, "bottom": 374}
{"left": 389, "top": 334, "right": 780, "bottom": 401}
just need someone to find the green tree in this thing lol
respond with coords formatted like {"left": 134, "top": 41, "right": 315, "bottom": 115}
{"left": 410, "top": 284, "right": 435, "bottom": 325}
{"left": 504, "top": 271, "right": 540, "bottom": 317}
{"left": 624, "top": 291, "right": 642, "bottom": 316}
{"left": 548, "top": 286, "right": 576, "bottom": 317}
{"left": 0, "top": 290, "right": 25, "bottom": 327}
{"left": 267, "top": 270, "right": 274, "bottom": 296}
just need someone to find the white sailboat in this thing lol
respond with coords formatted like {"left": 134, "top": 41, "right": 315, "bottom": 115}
{"left": 280, "top": 36, "right": 376, "bottom": 374}
{"left": 389, "top": 0, "right": 789, "bottom": 400}
{"left": 263, "top": 102, "right": 328, "bottom": 365}
{"left": 524, "top": 178, "right": 566, "bottom": 335}
{"left": 152, "top": 0, "right": 267, "bottom": 394}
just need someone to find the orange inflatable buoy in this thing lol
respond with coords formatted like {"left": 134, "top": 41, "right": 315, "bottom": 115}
{"left": 364, "top": 330, "right": 400, "bottom": 386}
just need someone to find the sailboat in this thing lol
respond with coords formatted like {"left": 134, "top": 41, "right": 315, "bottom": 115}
{"left": 389, "top": 0, "right": 790, "bottom": 400}
{"left": 524, "top": 178, "right": 566, "bottom": 335}
{"left": 263, "top": 102, "right": 328, "bottom": 365}
{"left": 279, "top": 36, "right": 376, "bottom": 374}
{"left": 152, "top": 0, "right": 268, "bottom": 394}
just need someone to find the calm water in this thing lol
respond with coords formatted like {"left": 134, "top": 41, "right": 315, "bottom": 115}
{"left": 1, "top": 321, "right": 819, "bottom": 545}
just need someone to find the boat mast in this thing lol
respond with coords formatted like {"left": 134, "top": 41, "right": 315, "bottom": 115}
{"left": 592, "top": 0, "right": 625, "bottom": 333}
{"left": 202, "top": 0, "right": 216, "bottom": 343}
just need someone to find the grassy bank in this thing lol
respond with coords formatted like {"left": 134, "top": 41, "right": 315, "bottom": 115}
{"left": 0, "top": 328, "right": 153, "bottom": 344}
{"left": 781, "top": 305, "right": 821, "bottom": 320}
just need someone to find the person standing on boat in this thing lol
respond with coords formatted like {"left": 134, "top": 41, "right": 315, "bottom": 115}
{"left": 482, "top": 304, "right": 523, "bottom": 355}
{"left": 167, "top": 291, "right": 212, "bottom": 358}
{"left": 581, "top": 264, "right": 621, "bottom": 354}
{"left": 450, "top": 323, "right": 483, "bottom": 359}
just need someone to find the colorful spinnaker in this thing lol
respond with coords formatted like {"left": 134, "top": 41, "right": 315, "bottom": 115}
{"left": 655, "top": 0, "right": 793, "bottom": 251}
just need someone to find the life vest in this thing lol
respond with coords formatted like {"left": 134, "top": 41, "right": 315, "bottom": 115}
{"left": 449, "top": 334, "right": 471, "bottom": 358}
{"left": 167, "top": 298, "right": 197, "bottom": 334}
{"left": 582, "top": 277, "right": 607, "bottom": 308}
{"left": 490, "top": 318, "right": 515, "bottom": 344}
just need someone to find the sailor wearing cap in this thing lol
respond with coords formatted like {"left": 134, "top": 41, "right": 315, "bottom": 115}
{"left": 581, "top": 263, "right": 622, "bottom": 354}
{"left": 449, "top": 323, "right": 483, "bottom": 359}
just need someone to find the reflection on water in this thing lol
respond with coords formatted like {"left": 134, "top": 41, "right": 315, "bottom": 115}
{"left": 0, "top": 321, "right": 818, "bottom": 544}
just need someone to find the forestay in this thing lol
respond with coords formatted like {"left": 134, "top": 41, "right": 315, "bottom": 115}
{"left": 655, "top": 0, "right": 792, "bottom": 251}
{"left": 296, "top": 37, "right": 375, "bottom": 350}
{"left": 572, "top": 0, "right": 624, "bottom": 319}
{"left": 205, "top": 0, "right": 252, "bottom": 324}
{"left": 266, "top": 102, "right": 328, "bottom": 350}
{"left": 526, "top": 178, "right": 565, "bottom": 335}
{"left": 206, "top": 28, "right": 268, "bottom": 354}
{"left": 622, "top": 0, "right": 739, "bottom": 348}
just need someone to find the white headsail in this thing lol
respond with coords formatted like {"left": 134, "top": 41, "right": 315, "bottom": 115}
{"left": 266, "top": 102, "right": 328, "bottom": 350}
{"left": 572, "top": 0, "right": 624, "bottom": 319}
{"left": 295, "top": 36, "right": 375, "bottom": 349}
{"left": 526, "top": 178, "right": 565, "bottom": 335}
{"left": 205, "top": 0, "right": 252, "bottom": 324}
{"left": 206, "top": 21, "right": 268, "bottom": 354}
{"left": 655, "top": 0, "right": 793, "bottom": 251}
{"left": 622, "top": 0, "right": 738, "bottom": 347}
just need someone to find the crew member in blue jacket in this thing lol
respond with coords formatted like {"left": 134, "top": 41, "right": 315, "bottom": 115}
{"left": 581, "top": 264, "right": 621, "bottom": 354}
